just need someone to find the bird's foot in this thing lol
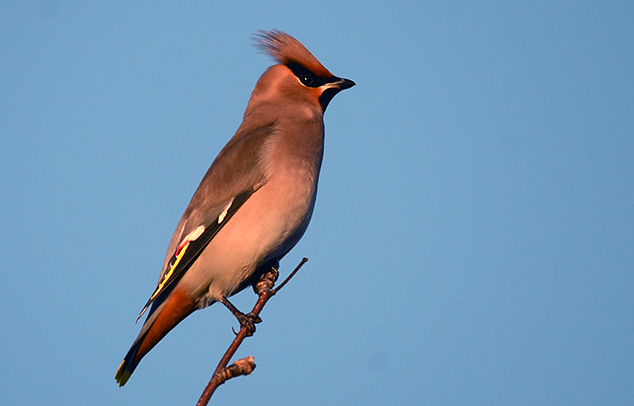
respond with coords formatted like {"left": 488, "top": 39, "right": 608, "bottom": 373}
{"left": 220, "top": 296, "right": 262, "bottom": 336}
{"left": 233, "top": 312, "right": 262, "bottom": 337}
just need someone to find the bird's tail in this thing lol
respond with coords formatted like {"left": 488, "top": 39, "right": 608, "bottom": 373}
{"left": 116, "top": 287, "right": 196, "bottom": 386}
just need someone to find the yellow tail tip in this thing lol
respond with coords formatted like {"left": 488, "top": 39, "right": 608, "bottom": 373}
{"left": 115, "top": 360, "right": 131, "bottom": 387}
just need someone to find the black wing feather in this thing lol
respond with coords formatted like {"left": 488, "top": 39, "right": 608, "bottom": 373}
{"left": 136, "top": 188, "right": 255, "bottom": 321}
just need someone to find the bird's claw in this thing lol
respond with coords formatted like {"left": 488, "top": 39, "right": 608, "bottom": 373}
{"left": 234, "top": 312, "right": 261, "bottom": 337}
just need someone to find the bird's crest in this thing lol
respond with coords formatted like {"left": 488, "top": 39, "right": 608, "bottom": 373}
{"left": 254, "top": 30, "right": 333, "bottom": 78}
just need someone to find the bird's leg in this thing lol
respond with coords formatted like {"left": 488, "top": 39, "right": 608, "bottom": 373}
{"left": 219, "top": 296, "right": 262, "bottom": 337}
{"left": 218, "top": 261, "right": 279, "bottom": 336}
{"left": 251, "top": 259, "right": 279, "bottom": 294}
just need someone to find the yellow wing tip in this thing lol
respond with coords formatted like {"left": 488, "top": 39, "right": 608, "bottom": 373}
{"left": 115, "top": 360, "right": 131, "bottom": 387}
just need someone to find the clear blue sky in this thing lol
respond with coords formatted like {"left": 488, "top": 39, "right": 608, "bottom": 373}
{"left": 1, "top": 1, "right": 633, "bottom": 405}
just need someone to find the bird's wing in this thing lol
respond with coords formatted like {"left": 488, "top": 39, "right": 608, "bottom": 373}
{"left": 136, "top": 123, "right": 275, "bottom": 321}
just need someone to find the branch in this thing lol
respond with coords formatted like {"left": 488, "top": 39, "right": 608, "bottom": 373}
{"left": 196, "top": 258, "right": 308, "bottom": 406}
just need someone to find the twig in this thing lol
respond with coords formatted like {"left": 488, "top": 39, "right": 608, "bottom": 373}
{"left": 196, "top": 258, "right": 308, "bottom": 406}
{"left": 272, "top": 257, "right": 308, "bottom": 294}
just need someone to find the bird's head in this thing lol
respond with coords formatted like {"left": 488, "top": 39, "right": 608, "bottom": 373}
{"left": 250, "top": 30, "right": 355, "bottom": 112}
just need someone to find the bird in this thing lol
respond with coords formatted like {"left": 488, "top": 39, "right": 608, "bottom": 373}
{"left": 115, "top": 30, "right": 354, "bottom": 386}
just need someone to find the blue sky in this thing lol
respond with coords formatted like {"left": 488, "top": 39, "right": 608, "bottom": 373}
{"left": 1, "top": 1, "right": 633, "bottom": 405}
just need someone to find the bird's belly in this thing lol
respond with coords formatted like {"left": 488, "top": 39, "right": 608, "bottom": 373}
{"left": 181, "top": 173, "right": 316, "bottom": 305}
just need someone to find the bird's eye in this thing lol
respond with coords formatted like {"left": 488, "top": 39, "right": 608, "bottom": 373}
{"left": 300, "top": 74, "right": 314, "bottom": 86}
{"left": 287, "top": 62, "right": 321, "bottom": 87}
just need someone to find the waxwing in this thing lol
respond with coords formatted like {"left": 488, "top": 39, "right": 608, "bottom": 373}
{"left": 116, "top": 30, "right": 354, "bottom": 386}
